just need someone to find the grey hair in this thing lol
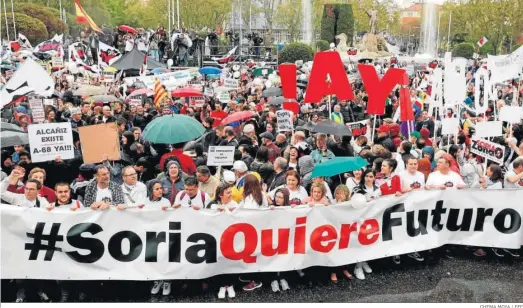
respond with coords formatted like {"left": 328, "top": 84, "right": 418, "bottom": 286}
{"left": 275, "top": 157, "right": 288, "bottom": 170}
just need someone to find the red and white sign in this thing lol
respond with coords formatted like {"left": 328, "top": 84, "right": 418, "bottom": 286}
{"left": 477, "top": 36, "right": 488, "bottom": 48}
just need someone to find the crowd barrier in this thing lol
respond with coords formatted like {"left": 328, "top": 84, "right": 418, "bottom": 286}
{"left": 1, "top": 189, "right": 522, "bottom": 280}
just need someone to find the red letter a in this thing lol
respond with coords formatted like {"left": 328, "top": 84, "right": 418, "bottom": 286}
{"left": 358, "top": 65, "right": 408, "bottom": 115}
{"left": 304, "top": 52, "right": 354, "bottom": 103}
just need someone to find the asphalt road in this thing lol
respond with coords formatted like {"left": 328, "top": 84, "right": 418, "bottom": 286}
{"left": 2, "top": 249, "right": 522, "bottom": 303}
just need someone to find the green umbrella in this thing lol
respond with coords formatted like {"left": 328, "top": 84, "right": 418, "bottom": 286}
{"left": 253, "top": 67, "right": 274, "bottom": 76}
{"left": 143, "top": 114, "right": 205, "bottom": 144}
{"left": 311, "top": 157, "right": 368, "bottom": 179}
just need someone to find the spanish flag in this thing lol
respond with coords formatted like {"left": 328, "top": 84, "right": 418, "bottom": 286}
{"left": 153, "top": 78, "right": 168, "bottom": 109}
{"left": 74, "top": 0, "right": 102, "bottom": 33}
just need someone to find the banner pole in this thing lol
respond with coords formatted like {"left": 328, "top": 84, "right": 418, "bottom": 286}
{"left": 371, "top": 114, "right": 377, "bottom": 142}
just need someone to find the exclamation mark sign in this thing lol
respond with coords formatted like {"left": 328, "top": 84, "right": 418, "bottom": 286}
{"left": 278, "top": 64, "right": 297, "bottom": 100}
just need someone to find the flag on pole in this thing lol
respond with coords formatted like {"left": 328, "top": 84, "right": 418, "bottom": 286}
{"left": 74, "top": 0, "right": 103, "bottom": 33}
{"left": 10, "top": 33, "right": 33, "bottom": 52}
{"left": 153, "top": 78, "right": 168, "bottom": 109}
{"left": 477, "top": 36, "right": 488, "bottom": 48}
{"left": 212, "top": 46, "right": 237, "bottom": 64}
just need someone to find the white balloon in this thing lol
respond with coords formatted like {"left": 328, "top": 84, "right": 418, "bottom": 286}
{"left": 233, "top": 71, "right": 240, "bottom": 78}
{"left": 330, "top": 43, "right": 335, "bottom": 48}
{"left": 350, "top": 194, "right": 368, "bottom": 209}
{"left": 167, "top": 59, "right": 173, "bottom": 68}
{"left": 253, "top": 78, "right": 262, "bottom": 85}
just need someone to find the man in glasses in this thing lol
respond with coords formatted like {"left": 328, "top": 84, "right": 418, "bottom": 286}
{"left": 173, "top": 176, "right": 211, "bottom": 210}
{"left": 120, "top": 166, "right": 147, "bottom": 207}
{"left": 1, "top": 168, "right": 50, "bottom": 208}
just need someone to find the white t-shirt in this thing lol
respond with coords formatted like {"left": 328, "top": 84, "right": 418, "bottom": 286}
{"left": 239, "top": 195, "right": 269, "bottom": 209}
{"left": 174, "top": 190, "right": 211, "bottom": 208}
{"left": 208, "top": 200, "right": 239, "bottom": 211}
{"left": 426, "top": 170, "right": 465, "bottom": 188}
{"left": 125, "top": 39, "right": 134, "bottom": 52}
{"left": 399, "top": 170, "right": 426, "bottom": 190}
{"left": 144, "top": 197, "right": 171, "bottom": 209}
{"left": 96, "top": 187, "right": 113, "bottom": 203}
{"left": 270, "top": 185, "right": 308, "bottom": 206}
{"left": 504, "top": 170, "right": 523, "bottom": 189}
{"left": 346, "top": 177, "right": 359, "bottom": 193}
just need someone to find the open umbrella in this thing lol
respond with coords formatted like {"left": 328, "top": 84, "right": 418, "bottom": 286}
{"left": 268, "top": 96, "right": 285, "bottom": 105}
{"left": 119, "top": 25, "right": 137, "bottom": 34}
{"left": 87, "top": 95, "right": 122, "bottom": 102}
{"left": 311, "top": 157, "right": 368, "bottom": 179}
{"left": 262, "top": 87, "right": 282, "bottom": 98}
{"left": 199, "top": 66, "right": 222, "bottom": 75}
{"left": 220, "top": 111, "right": 256, "bottom": 126}
{"left": 1, "top": 123, "right": 28, "bottom": 148}
{"left": 143, "top": 114, "right": 205, "bottom": 144}
{"left": 311, "top": 120, "right": 352, "bottom": 136}
{"left": 171, "top": 88, "right": 202, "bottom": 97}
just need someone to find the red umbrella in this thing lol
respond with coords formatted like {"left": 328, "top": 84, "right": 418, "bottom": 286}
{"left": 129, "top": 88, "right": 153, "bottom": 96}
{"left": 119, "top": 25, "right": 137, "bottom": 34}
{"left": 171, "top": 88, "right": 202, "bottom": 97}
{"left": 220, "top": 111, "right": 255, "bottom": 126}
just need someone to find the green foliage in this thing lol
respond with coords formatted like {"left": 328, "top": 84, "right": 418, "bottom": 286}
{"left": 278, "top": 42, "right": 314, "bottom": 64}
{"left": 2, "top": 13, "right": 48, "bottom": 43}
{"left": 320, "top": 4, "right": 354, "bottom": 44}
{"left": 453, "top": 42, "right": 475, "bottom": 59}
{"left": 14, "top": 3, "right": 67, "bottom": 37}
{"left": 478, "top": 41, "right": 495, "bottom": 55}
{"left": 315, "top": 40, "right": 330, "bottom": 51}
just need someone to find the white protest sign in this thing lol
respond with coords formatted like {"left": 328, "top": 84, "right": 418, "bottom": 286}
{"left": 52, "top": 57, "right": 64, "bottom": 68}
{"left": 487, "top": 45, "right": 523, "bottom": 83}
{"left": 474, "top": 121, "right": 502, "bottom": 138}
{"left": 204, "top": 87, "right": 214, "bottom": 97}
{"left": 103, "top": 72, "right": 115, "bottom": 83}
{"left": 276, "top": 110, "right": 293, "bottom": 132}
{"left": 218, "top": 92, "right": 230, "bottom": 103}
{"left": 223, "top": 78, "right": 239, "bottom": 88}
{"left": 470, "top": 137, "right": 505, "bottom": 164}
{"left": 441, "top": 117, "right": 459, "bottom": 135}
{"left": 43, "top": 99, "right": 55, "bottom": 106}
{"left": 129, "top": 99, "right": 142, "bottom": 107}
{"left": 28, "top": 122, "right": 74, "bottom": 163}
{"left": 499, "top": 106, "right": 522, "bottom": 124}
{"left": 28, "top": 97, "right": 45, "bottom": 123}
{"left": 444, "top": 52, "right": 467, "bottom": 105}
{"left": 207, "top": 146, "right": 235, "bottom": 166}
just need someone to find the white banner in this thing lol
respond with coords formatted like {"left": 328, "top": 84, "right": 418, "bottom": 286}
{"left": 487, "top": 45, "right": 523, "bottom": 83}
{"left": 123, "top": 68, "right": 199, "bottom": 88}
{"left": 1, "top": 190, "right": 522, "bottom": 280}
{"left": 27, "top": 122, "right": 74, "bottom": 163}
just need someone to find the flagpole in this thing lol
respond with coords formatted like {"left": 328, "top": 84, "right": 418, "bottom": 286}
{"left": 167, "top": 0, "right": 171, "bottom": 35}
{"left": 176, "top": 0, "right": 180, "bottom": 30}
{"left": 3, "top": 0, "right": 10, "bottom": 41}
{"left": 436, "top": 11, "right": 441, "bottom": 57}
{"left": 10, "top": 0, "right": 15, "bottom": 38}
{"left": 446, "top": 11, "right": 452, "bottom": 52}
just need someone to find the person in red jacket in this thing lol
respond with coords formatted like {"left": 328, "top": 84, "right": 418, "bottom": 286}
{"left": 6, "top": 167, "right": 56, "bottom": 203}
{"left": 376, "top": 159, "right": 402, "bottom": 196}
{"left": 159, "top": 145, "right": 197, "bottom": 175}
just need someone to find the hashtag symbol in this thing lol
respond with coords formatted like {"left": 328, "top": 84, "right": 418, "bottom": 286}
{"left": 25, "top": 222, "right": 63, "bottom": 261}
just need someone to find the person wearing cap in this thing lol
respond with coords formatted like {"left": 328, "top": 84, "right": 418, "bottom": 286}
{"left": 260, "top": 132, "right": 280, "bottom": 163}
{"left": 375, "top": 125, "right": 394, "bottom": 152}
{"left": 222, "top": 170, "right": 236, "bottom": 185}
{"left": 196, "top": 166, "right": 220, "bottom": 199}
{"left": 231, "top": 160, "right": 249, "bottom": 203}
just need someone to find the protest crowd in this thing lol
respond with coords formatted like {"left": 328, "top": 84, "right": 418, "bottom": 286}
{"left": 1, "top": 15, "right": 523, "bottom": 303}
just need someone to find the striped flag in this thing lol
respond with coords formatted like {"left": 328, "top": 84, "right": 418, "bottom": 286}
{"left": 153, "top": 78, "right": 168, "bottom": 109}
{"left": 74, "top": 0, "right": 103, "bottom": 33}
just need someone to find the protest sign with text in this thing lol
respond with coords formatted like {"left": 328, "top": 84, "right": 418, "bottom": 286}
{"left": 276, "top": 110, "right": 293, "bottom": 132}
{"left": 207, "top": 146, "right": 235, "bottom": 166}
{"left": 28, "top": 97, "right": 45, "bottom": 123}
{"left": 346, "top": 120, "right": 367, "bottom": 137}
{"left": 470, "top": 137, "right": 505, "bottom": 164}
{"left": 1, "top": 189, "right": 522, "bottom": 280}
{"left": 27, "top": 122, "right": 74, "bottom": 163}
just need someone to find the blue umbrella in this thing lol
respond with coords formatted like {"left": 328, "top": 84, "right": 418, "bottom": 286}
{"left": 311, "top": 157, "right": 368, "bottom": 179}
{"left": 199, "top": 66, "right": 222, "bottom": 75}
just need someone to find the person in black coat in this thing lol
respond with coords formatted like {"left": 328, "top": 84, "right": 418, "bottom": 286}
{"left": 375, "top": 125, "right": 395, "bottom": 152}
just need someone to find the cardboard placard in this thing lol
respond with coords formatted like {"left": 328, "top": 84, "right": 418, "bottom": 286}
{"left": 28, "top": 122, "right": 74, "bottom": 163}
{"left": 207, "top": 146, "right": 235, "bottom": 166}
{"left": 470, "top": 137, "right": 505, "bottom": 164}
{"left": 78, "top": 123, "right": 120, "bottom": 164}
{"left": 474, "top": 121, "right": 502, "bottom": 138}
{"left": 28, "top": 97, "right": 45, "bottom": 123}
{"left": 276, "top": 110, "right": 293, "bottom": 132}
{"left": 441, "top": 118, "right": 460, "bottom": 135}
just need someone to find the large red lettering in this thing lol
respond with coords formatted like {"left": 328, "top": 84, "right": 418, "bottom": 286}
{"left": 310, "top": 225, "right": 338, "bottom": 253}
{"left": 359, "top": 65, "right": 408, "bottom": 115}
{"left": 358, "top": 219, "right": 380, "bottom": 245}
{"left": 279, "top": 64, "right": 297, "bottom": 99}
{"left": 399, "top": 87, "right": 414, "bottom": 121}
{"left": 220, "top": 223, "right": 258, "bottom": 263}
{"left": 294, "top": 216, "right": 307, "bottom": 254}
{"left": 260, "top": 228, "right": 290, "bottom": 256}
{"left": 304, "top": 52, "right": 354, "bottom": 103}
{"left": 338, "top": 222, "right": 358, "bottom": 249}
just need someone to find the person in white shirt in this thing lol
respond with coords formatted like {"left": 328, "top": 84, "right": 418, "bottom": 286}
{"left": 120, "top": 166, "right": 147, "bottom": 206}
{"left": 49, "top": 183, "right": 84, "bottom": 210}
{"left": 240, "top": 174, "right": 269, "bottom": 209}
{"left": 1, "top": 169, "right": 50, "bottom": 208}
{"left": 269, "top": 170, "right": 307, "bottom": 206}
{"left": 125, "top": 35, "right": 134, "bottom": 53}
{"left": 206, "top": 183, "right": 238, "bottom": 211}
{"left": 504, "top": 158, "right": 523, "bottom": 189}
{"left": 399, "top": 158, "right": 426, "bottom": 192}
{"left": 426, "top": 157, "right": 467, "bottom": 189}
{"left": 473, "top": 164, "right": 504, "bottom": 190}
{"left": 172, "top": 176, "right": 211, "bottom": 210}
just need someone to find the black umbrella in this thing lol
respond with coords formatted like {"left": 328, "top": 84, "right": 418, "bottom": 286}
{"left": 1, "top": 123, "right": 28, "bottom": 148}
{"left": 310, "top": 120, "right": 352, "bottom": 136}
{"left": 262, "top": 87, "right": 282, "bottom": 98}
{"left": 301, "top": 121, "right": 317, "bottom": 131}
{"left": 268, "top": 96, "right": 284, "bottom": 105}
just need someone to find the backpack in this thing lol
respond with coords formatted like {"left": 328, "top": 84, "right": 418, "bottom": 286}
{"left": 180, "top": 191, "right": 206, "bottom": 205}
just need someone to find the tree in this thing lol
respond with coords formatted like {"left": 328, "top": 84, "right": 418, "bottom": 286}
{"left": 2, "top": 13, "right": 49, "bottom": 43}
{"left": 274, "top": 0, "right": 302, "bottom": 42}
{"left": 453, "top": 42, "right": 475, "bottom": 58}
{"left": 14, "top": 3, "right": 68, "bottom": 37}
{"left": 261, "top": 0, "right": 280, "bottom": 44}
{"left": 315, "top": 39, "right": 330, "bottom": 51}
{"left": 278, "top": 42, "right": 314, "bottom": 63}
{"left": 320, "top": 4, "right": 354, "bottom": 44}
